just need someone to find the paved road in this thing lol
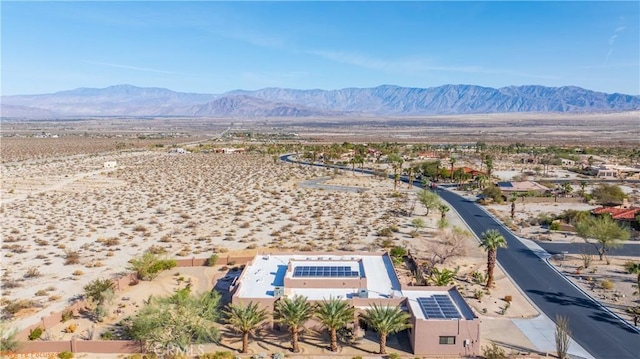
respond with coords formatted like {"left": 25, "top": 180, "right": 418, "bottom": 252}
{"left": 435, "top": 189, "right": 639, "bottom": 359}
{"left": 537, "top": 242, "right": 640, "bottom": 257}
{"left": 282, "top": 154, "right": 640, "bottom": 359}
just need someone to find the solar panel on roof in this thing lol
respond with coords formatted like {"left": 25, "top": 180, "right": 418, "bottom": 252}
{"left": 292, "top": 265, "right": 359, "bottom": 278}
{"left": 416, "top": 296, "right": 462, "bottom": 319}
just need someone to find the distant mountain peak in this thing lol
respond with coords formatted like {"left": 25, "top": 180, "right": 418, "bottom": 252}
{"left": 2, "top": 84, "right": 638, "bottom": 118}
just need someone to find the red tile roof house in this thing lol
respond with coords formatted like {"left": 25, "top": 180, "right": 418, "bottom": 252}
{"left": 592, "top": 199, "right": 640, "bottom": 231}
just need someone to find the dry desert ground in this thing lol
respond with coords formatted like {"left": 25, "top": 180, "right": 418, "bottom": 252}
{"left": 1, "top": 144, "right": 546, "bottom": 356}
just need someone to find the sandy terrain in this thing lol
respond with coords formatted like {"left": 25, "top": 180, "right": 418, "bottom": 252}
{"left": 1, "top": 148, "right": 545, "bottom": 358}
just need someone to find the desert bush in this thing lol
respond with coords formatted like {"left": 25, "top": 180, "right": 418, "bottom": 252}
{"left": 503, "top": 295, "right": 513, "bottom": 303}
{"left": 601, "top": 279, "right": 614, "bottom": 290}
{"left": 377, "top": 227, "right": 393, "bottom": 237}
{"left": 35, "top": 290, "right": 47, "bottom": 296}
{"left": 28, "top": 326, "right": 43, "bottom": 340}
{"left": 549, "top": 221, "right": 561, "bottom": 231}
{"left": 206, "top": 254, "right": 219, "bottom": 267}
{"left": 63, "top": 323, "right": 78, "bottom": 333}
{"left": 100, "top": 331, "right": 114, "bottom": 340}
{"left": 57, "top": 351, "right": 74, "bottom": 359}
{"left": 474, "top": 289, "right": 484, "bottom": 300}
{"left": 64, "top": 250, "right": 80, "bottom": 265}
{"left": 482, "top": 342, "right": 507, "bottom": 359}
{"left": 387, "top": 354, "right": 401, "bottom": 359}
{"left": 199, "top": 352, "right": 234, "bottom": 359}
{"left": 61, "top": 310, "right": 73, "bottom": 322}
{"left": 3, "top": 299, "right": 39, "bottom": 318}
{"left": 24, "top": 267, "right": 41, "bottom": 278}
{"left": 128, "top": 253, "right": 177, "bottom": 280}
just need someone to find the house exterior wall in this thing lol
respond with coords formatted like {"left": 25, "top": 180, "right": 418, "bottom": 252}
{"left": 409, "top": 317, "right": 480, "bottom": 357}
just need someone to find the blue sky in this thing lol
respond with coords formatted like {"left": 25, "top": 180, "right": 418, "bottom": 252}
{"left": 2, "top": 1, "right": 639, "bottom": 95}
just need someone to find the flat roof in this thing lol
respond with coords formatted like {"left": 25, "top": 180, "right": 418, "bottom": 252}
{"left": 236, "top": 253, "right": 402, "bottom": 300}
{"left": 403, "top": 289, "right": 475, "bottom": 321}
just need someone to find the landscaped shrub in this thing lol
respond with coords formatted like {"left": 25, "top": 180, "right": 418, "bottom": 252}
{"left": 28, "top": 326, "right": 43, "bottom": 340}
{"left": 206, "top": 254, "right": 219, "bottom": 267}
{"left": 199, "top": 352, "right": 234, "bottom": 359}
{"left": 550, "top": 221, "right": 561, "bottom": 231}
{"left": 601, "top": 279, "right": 614, "bottom": 290}
{"left": 57, "top": 352, "right": 73, "bottom": 359}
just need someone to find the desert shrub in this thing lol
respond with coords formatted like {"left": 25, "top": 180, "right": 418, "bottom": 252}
{"left": 482, "top": 185, "right": 504, "bottom": 203}
{"left": 503, "top": 295, "right": 513, "bottom": 303}
{"left": 146, "top": 245, "right": 166, "bottom": 255}
{"left": 64, "top": 250, "right": 80, "bottom": 265}
{"left": 35, "top": 290, "right": 48, "bottom": 296}
{"left": 199, "top": 352, "right": 234, "bottom": 359}
{"left": 474, "top": 289, "right": 484, "bottom": 300}
{"left": 128, "top": 253, "right": 177, "bottom": 280}
{"left": 601, "top": 279, "right": 614, "bottom": 290}
{"left": 482, "top": 342, "right": 507, "bottom": 359}
{"left": 100, "top": 331, "right": 114, "bottom": 340}
{"left": 3, "top": 299, "right": 39, "bottom": 317}
{"left": 28, "top": 326, "right": 43, "bottom": 340}
{"left": 550, "top": 221, "right": 561, "bottom": 231}
{"left": 377, "top": 227, "right": 393, "bottom": 237}
{"left": 24, "top": 267, "right": 41, "bottom": 278}
{"left": 61, "top": 310, "right": 73, "bottom": 322}
{"left": 389, "top": 246, "right": 407, "bottom": 259}
{"left": 57, "top": 352, "right": 74, "bottom": 359}
{"left": 63, "top": 323, "right": 78, "bottom": 333}
{"left": 206, "top": 254, "right": 219, "bottom": 267}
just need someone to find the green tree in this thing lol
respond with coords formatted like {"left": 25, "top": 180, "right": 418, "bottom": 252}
{"left": 482, "top": 185, "right": 504, "bottom": 203}
{"left": 449, "top": 157, "right": 457, "bottom": 181}
{"left": 591, "top": 184, "right": 627, "bottom": 205}
{"left": 411, "top": 218, "right": 425, "bottom": 235}
{"left": 575, "top": 215, "right": 630, "bottom": 260}
{"left": 314, "top": 298, "right": 355, "bottom": 352}
{"left": 624, "top": 261, "right": 640, "bottom": 297}
{"left": 438, "top": 204, "right": 450, "bottom": 222}
{"left": 83, "top": 278, "right": 115, "bottom": 322}
{"left": 418, "top": 189, "right": 442, "bottom": 216}
{"left": 360, "top": 304, "right": 411, "bottom": 354}
{"left": 483, "top": 154, "right": 494, "bottom": 179}
{"left": 128, "top": 288, "right": 221, "bottom": 352}
{"left": 224, "top": 302, "right": 268, "bottom": 353}
{"left": 480, "top": 229, "right": 508, "bottom": 288}
{"left": 274, "top": 295, "right": 314, "bottom": 353}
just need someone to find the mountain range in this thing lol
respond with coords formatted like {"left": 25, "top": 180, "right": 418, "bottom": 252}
{"left": 2, "top": 84, "right": 639, "bottom": 118}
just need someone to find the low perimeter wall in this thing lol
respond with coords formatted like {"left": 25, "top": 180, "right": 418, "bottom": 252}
{"left": 13, "top": 254, "right": 254, "bottom": 354}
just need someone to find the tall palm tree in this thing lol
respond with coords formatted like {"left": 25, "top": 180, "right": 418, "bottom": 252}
{"left": 625, "top": 261, "right": 640, "bottom": 297}
{"left": 314, "top": 298, "right": 355, "bottom": 352}
{"left": 449, "top": 157, "right": 457, "bottom": 181}
{"left": 360, "top": 304, "right": 411, "bottom": 354}
{"left": 224, "top": 302, "right": 268, "bottom": 353}
{"left": 388, "top": 154, "right": 404, "bottom": 192}
{"left": 274, "top": 295, "right": 314, "bottom": 353}
{"left": 480, "top": 229, "right": 508, "bottom": 288}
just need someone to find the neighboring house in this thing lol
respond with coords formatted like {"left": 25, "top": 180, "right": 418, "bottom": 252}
{"left": 103, "top": 161, "right": 117, "bottom": 169}
{"left": 592, "top": 199, "right": 640, "bottom": 229}
{"left": 560, "top": 158, "right": 575, "bottom": 166}
{"left": 231, "top": 252, "right": 480, "bottom": 357}
{"left": 168, "top": 147, "right": 189, "bottom": 154}
{"left": 497, "top": 181, "right": 549, "bottom": 195}
{"left": 594, "top": 164, "right": 640, "bottom": 180}
{"left": 214, "top": 147, "right": 246, "bottom": 154}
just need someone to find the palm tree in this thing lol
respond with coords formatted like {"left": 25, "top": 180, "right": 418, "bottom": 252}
{"left": 509, "top": 195, "right": 517, "bottom": 219}
{"left": 388, "top": 154, "right": 404, "bottom": 192}
{"left": 274, "top": 295, "right": 314, "bottom": 353}
{"left": 480, "top": 229, "right": 508, "bottom": 288}
{"left": 360, "top": 304, "right": 411, "bottom": 354}
{"left": 224, "top": 302, "right": 268, "bottom": 353}
{"left": 625, "top": 261, "right": 640, "bottom": 297}
{"left": 449, "top": 157, "right": 457, "bottom": 181}
{"left": 314, "top": 298, "right": 355, "bottom": 352}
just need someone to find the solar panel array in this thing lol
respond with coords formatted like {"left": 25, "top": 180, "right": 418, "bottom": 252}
{"left": 416, "top": 295, "right": 462, "bottom": 319}
{"left": 293, "top": 265, "right": 359, "bottom": 278}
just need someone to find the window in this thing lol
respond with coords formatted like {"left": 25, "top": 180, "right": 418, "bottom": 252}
{"left": 439, "top": 336, "right": 456, "bottom": 345}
